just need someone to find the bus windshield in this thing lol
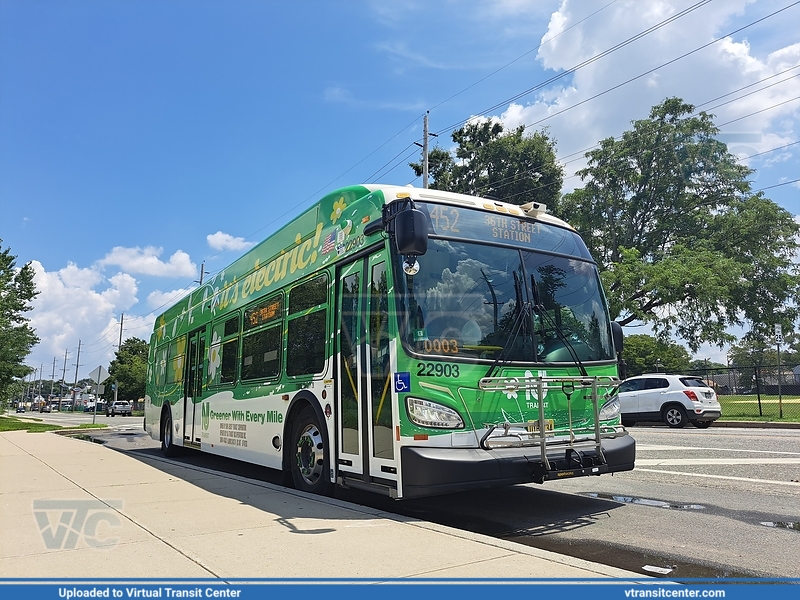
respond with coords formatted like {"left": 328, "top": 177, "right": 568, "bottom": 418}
{"left": 397, "top": 237, "right": 615, "bottom": 364}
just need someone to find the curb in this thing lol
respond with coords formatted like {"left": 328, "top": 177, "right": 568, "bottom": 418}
{"left": 714, "top": 420, "right": 800, "bottom": 429}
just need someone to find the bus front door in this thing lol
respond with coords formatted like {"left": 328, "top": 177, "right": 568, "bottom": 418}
{"left": 183, "top": 328, "right": 205, "bottom": 447}
{"left": 336, "top": 253, "right": 398, "bottom": 493}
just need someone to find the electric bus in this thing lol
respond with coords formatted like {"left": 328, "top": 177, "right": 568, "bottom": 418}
{"left": 145, "top": 184, "right": 635, "bottom": 498}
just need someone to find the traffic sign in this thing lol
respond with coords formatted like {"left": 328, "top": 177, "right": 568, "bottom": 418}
{"left": 88, "top": 365, "right": 109, "bottom": 384}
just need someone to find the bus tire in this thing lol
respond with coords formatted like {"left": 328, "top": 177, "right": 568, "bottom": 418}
{"left": 161, "top": 406, "right": 180, "bottom": 457}
{"left": 290, "top": 406, "right": 331, "bottom": 496}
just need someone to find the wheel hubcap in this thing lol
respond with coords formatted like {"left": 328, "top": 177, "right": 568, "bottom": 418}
{"left": 296, "top": 423, "right": 324, "bottom": 485}
{"left": 667, "top": 410, "right": 681, "bottom": 425}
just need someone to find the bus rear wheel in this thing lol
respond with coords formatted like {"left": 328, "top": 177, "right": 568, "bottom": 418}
{"left": 161, "top": 408, "right": 179, "bottom": 457}
{"left": 290, "top": 407, "right": 331, "bottom": 496}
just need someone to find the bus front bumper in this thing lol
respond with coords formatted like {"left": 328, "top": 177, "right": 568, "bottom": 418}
{"left": 400, "top": 434, "right": 635, "bottom": 499}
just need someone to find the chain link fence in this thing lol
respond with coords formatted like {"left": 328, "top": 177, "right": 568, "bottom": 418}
{"left": 681, "top": 365, "right": 800, "bottom": 420}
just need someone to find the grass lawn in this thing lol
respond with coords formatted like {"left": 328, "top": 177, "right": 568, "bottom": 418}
{"left": 718, "top": 394, "right": 800, "bottom": 422}
{"left": 0, "top": 416, "right": 109, "bottom": 433}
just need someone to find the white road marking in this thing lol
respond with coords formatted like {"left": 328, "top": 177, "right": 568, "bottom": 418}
{"left": 634, "top": 467, "right": 800, "bottom": 487}
{"left": 637, "top": 444, "right": 800, "bottom": 456}
{"left": 637, "top": 457, "right": 800, "bottom": 465}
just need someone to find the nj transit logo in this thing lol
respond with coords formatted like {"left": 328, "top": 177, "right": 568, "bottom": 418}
{"left": 33, "top": 499, "right": 123, "bottom": 549}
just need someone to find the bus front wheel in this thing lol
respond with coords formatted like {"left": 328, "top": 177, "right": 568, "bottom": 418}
{"left": 290, "top": 406, "right": 331, "bottom": 496}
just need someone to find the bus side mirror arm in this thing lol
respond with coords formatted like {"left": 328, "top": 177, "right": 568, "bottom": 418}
{"left": 364, "top": 219, "right": 384, "bottom": 236}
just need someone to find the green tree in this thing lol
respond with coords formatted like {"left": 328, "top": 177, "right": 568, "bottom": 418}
{"left": 559, "top": 98, "right": 800, "bottom": 351}
{"left": 622, "top": 334, "right": 691, "bottom": 376}
{"left": 0, "top": 240, "right": 39, "bottom": 403}
{"left": 107, "top": 337, "right": 149, "bottom": 403}
{"left": 728, "top": 334, "right": 783, "bottom": 368}
{"left": 410, "top": 120, "right": 564, "bottom": 209}
{"left": 687, "top": 359, "right": 727, "bottom": 373}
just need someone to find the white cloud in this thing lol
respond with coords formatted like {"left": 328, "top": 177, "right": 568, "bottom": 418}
{"left": 97, "top": 246, "right": 196, "bottom": 278}
{"left": 470, "top": 0, "right": 800, "bottom": 191}
{"left": 206, "top": 231, "right": 256, "bottom": 252}
{"left": 27, "top": 261, "right": 142, "bottom": 372}
{"left": 147, "top": 287, "right": 194, "bottom": 311}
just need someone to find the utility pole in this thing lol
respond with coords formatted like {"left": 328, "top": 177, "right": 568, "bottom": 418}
{"left": 60, "top": 349, "right": 68, "bottom": 410}
{"left": 414, "top": 111, "right": 437, "bottom": 189}
{"left": 37, "top": 362, "right": 43, "bottom": 409}
{"left": 50, "top": 357, "right": 56, "bottom": 402}
{"left": 775, "top": 324, "right": 783, "bottom": 419}
{"left": 195, "top": 263, "right": 209, "bottom": 286}
{"left": 423, "top": 112, "right": 429, "bottom": 189}
{"left": 114, "top": 313, "right": 124, "bottom": 406}
{"left": 72, "top": 340, "right": 82, "bottom": 412}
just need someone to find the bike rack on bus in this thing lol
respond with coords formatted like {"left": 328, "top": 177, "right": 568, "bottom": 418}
{"left": 477, "top": 375, "right": 627, "bottom": 474}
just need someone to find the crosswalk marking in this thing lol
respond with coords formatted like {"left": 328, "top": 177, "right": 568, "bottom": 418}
{"left": 634, "top": 467, "right": 800, "bottom": 487}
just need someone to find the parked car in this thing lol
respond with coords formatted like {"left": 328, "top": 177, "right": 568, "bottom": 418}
{"left": 16, "top": 404, "right": 25, "bottom": 413}
{"left": 40, "top": 403, "right": 51, "bottom": 413}
{"left": 107, "top": 400, "right": 132, "bottom": 417}
{"left": 617, "top": 374, "right": 722, "bottom": 429}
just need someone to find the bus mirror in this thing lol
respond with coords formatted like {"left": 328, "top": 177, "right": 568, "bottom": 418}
{"left": 611, "top": 321, "right": 624, "bottom": 354}
{"left": 394, "top": 208, "right": 428, "bottom": 257}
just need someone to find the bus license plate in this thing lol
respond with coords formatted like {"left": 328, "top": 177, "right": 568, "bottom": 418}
{"left": 527, "top": 419, "right": 554, "bottom": 433}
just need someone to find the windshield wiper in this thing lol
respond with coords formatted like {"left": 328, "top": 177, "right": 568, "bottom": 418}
{"left": 484, "top": 272, "right": 534, "bottom": 379}
{"left": 531, "top": 274, "right": 588, "bottom": 376}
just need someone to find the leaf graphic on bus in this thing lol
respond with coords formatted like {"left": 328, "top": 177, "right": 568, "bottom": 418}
{"left": 501, "top": 408, "right": 521, "bottom": 424}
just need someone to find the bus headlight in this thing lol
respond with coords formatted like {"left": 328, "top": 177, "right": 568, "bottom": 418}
{"left": 599, "top": 396, "right": 620, "bottom": 421}
{"left": 406, "top": 397, "right": 464, "bottom": 429}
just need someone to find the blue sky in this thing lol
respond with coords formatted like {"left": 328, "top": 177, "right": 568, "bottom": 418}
{"left": 2, "top": 0, "right": 799, "bottom": 380}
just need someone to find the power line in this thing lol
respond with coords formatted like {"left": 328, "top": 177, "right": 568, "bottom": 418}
{"left": 432, "top": 0, "right": 717, "bottom": 138}
{"left": 717, "top": 95, "right": 800, "bottom": 127}
{"left": 487, "top": 94, "right": 800, "bottom": 205}
{"left": 754, "top": 178, "right": 800, "bottom": 192}
{"left": 390, "top": 66, "right": 800, "bottom": 198}
{"left": 517, "top": 2, "right": 800, "bottom": 132}
{"left": 428, "top": 0, "right": 622, "bottom": 113}
{"left": 109, "top": 0, "right": 732, "bottom": 308}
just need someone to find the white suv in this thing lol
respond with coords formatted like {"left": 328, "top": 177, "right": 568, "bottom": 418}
{"left": 617, "top": 374, "right": 721, "bottom": 429}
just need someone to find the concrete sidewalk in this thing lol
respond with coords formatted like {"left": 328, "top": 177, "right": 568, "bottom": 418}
{"left": 0, "top": 429, "right": 643, "bottom": 581}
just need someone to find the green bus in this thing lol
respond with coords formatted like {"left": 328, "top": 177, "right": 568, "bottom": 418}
{"left": 145, "top": 184, "right": 635, "bottom": 498}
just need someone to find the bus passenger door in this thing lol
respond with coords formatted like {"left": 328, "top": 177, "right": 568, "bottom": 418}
{"left": 336, "top": 253, "right": 399, "bottom": 491}
{"left": 365, "top": 255, "right": 397, "bottom": 483}
{"left": 337, "top": 260, "right": 364, "bottom": 476}
{"left": 183, "top": 327, "right": 205, "bottom": 447}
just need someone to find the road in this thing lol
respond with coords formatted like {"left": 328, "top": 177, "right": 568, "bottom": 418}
{"left": 16, "top": 411, "right": 800, "bottom": 579}
{"left": 340, "top": 425, "right": 800, "bottom": 579}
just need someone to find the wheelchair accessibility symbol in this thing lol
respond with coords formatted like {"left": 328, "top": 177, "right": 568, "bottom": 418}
{"left": 394, "top": 372, "right": 410, "bottom": 393}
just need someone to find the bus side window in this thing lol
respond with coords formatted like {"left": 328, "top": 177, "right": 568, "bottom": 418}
{"left": 209, "top": 315, "right": 240, "bottom": 386}
{"left": 241, "top": 294, "right": 283, "bottom": 382}
{"left": 167, "top": 336, "right": 186, "bottom": 384}
{"left": 286, "top": 274, "right": 329, "bottom": 376}
{"left": 155, "top": 343, "right": 168, "bottom": 389}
